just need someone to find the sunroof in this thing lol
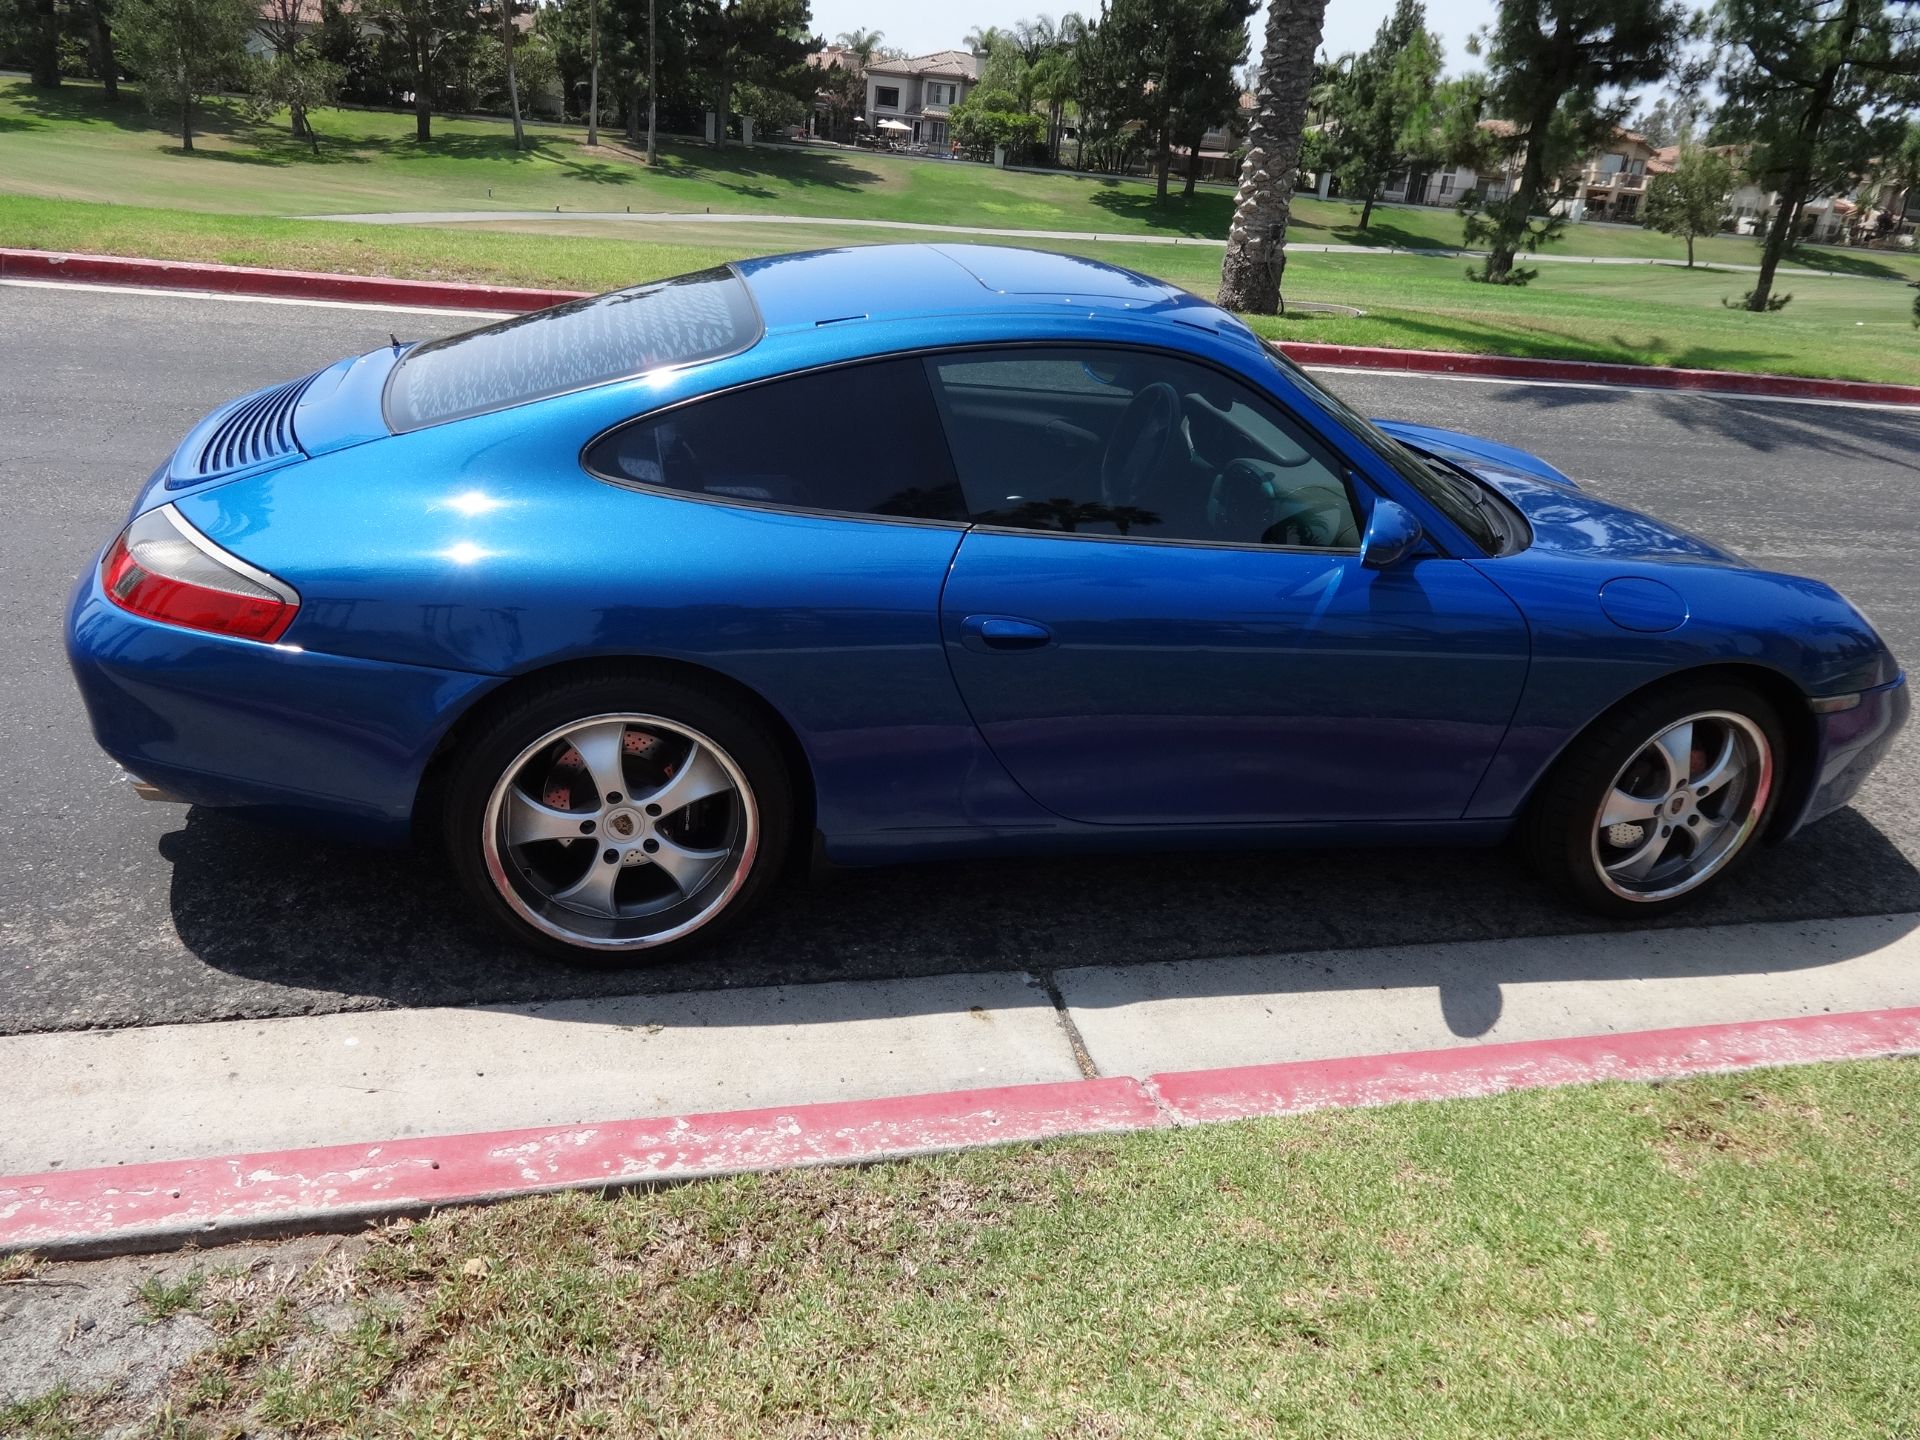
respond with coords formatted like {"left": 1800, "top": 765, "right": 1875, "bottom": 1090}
{"left": 932, "top": 244, "right": 1180, "bottom": 301}
{"left": 383, "top": 267, "right": 763, "bottom": 433}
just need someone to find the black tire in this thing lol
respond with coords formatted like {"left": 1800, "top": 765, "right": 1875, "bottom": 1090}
{"left": 442, "top": 668, "right": 794, "bottom": 964}
{"left": 1522, "top": 677, "right": 1787, "bottom": 919}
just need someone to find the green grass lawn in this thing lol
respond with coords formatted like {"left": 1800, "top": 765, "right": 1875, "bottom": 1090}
{"left": 6, "top": 75, "right": 1920, "bottom": 285}
{"left": 9, "top": 194, "right": 1918, "bottom": 385}
{"left": 8, "top": 1059, "right": 1920, "bottom": 1438}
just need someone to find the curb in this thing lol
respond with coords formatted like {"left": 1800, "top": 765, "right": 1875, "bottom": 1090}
{"left": 1276, "top": 340, "right": 1920, "bottom": 407}
{"left": 0, "top": 247, "right": 571, "bottom": 313}
{"left": 5, "top": 1006, "right": 1917, "bottom": 1258}
{"left": 7, "top": 247, "right": 1919, "bottom": 408}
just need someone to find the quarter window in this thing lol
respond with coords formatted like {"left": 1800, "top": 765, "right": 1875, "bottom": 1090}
{"left": 922, "top": 349, "right": 1362, "bottom": 550}
{"left": 585, "top": 359, "right": 967, "bottom": 523}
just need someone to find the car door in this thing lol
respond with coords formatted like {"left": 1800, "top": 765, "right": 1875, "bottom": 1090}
{"left": 925, "top": 346, "right": 1531, "bottom": 826}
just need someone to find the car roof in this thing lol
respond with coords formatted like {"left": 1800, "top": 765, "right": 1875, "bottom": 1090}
{"left": 734, "top": 243, "right": 1233, "bottom": 338}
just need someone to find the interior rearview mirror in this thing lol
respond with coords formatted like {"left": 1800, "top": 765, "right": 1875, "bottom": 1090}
{"left": 1361, "top": 499, "right": 1422, "bottom": 570}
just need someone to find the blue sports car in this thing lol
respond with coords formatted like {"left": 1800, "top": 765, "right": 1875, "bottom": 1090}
{"left": 68, "top": 245, "right": 1907, "bottom": 961}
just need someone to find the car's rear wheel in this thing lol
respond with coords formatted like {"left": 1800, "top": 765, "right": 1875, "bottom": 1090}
{"left": 1525, "top": 679, "right": 1784, "bottom": 917}
{"left": 444, "top": 672, "right": 792, "bottom": 963}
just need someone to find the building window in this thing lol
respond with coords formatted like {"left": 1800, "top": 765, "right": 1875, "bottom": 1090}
{"left": 875, "top": 85, "right": 899, "bottom": 109}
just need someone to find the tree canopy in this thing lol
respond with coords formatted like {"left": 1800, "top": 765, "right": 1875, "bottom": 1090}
{"left": 1641, "top": 141, "right": 1735, "bottom": 265}
{"left": 1322, "top": 0, "right": 1445, "bottom": 229}
{"left": 1463, "top": 0, "right": 1691, "bottom": 284}
{"left": 1712, "top": 0, "right": 1920, "bottom": 310}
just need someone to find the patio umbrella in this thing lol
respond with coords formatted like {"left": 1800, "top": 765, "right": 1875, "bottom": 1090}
{"left": 878, "top": 119, "right": 912, "bottom": 133}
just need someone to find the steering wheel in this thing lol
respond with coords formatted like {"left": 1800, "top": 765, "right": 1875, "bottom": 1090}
{"left": 1100, "top": 382, "right": 1183, "bottom": 509}
{"left": 1261, "top": 483, "right": 1356, "bottom": 548}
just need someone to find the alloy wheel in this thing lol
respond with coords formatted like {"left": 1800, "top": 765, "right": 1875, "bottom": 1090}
{"left": 1590, "top": 709, "right": 1773, "bottom": 903}
{"left": 480, "top": 712, "right": 759, "bottom": 951}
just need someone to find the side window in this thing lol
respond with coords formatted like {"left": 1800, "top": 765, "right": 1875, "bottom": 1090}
{"left": 584, "top": 359, "right": 967, "bottom": 523}
{"left": 922, "top": 349, "right": 1363, "bottom": 550}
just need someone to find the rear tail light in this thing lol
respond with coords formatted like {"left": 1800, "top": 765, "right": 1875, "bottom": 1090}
{"left": 101, "top": 505, "right": 299, "bottom": 644}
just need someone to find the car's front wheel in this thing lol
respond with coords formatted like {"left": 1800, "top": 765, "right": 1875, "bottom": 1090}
{"left": 1526, "top": 679, "right": 1784, "bottom": 917}
{"left": 444, "top": 671, "right": 792, "bottom": 962}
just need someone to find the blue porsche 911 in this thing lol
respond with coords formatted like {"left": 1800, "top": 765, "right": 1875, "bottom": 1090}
{"left": 68, "top": 245, "right": 1907, "bottom": 960}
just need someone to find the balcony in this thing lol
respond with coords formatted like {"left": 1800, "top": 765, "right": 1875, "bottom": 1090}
{"left": 1582, "top": 170, "right": 1647, "bottom": 194}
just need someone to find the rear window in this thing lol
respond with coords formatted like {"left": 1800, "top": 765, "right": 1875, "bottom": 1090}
{"left": 383, "top": 267, "right": 762, "bottom": 433}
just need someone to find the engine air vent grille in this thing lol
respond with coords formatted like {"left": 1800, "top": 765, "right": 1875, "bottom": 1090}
{"left": 186, "top": 372, "right": 316, "bottom": 480}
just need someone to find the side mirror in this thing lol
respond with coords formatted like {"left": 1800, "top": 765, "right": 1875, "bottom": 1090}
{"left": 1361, "top": 499, "right": 1423, "bottom": 570}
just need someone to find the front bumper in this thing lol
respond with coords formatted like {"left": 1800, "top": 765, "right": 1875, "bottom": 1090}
{"left": 1785, "top": 672, "right": 1909, "bottom": 837}
{"left": 66, "top": 568, "right": 500, "bottom": 845}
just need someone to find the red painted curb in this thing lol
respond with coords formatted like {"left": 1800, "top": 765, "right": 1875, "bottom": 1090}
{"left": 0, "top": 1077, "right": 1161, "bottom": 1257}
{"left": 5, "top": 1008, "right": 1919, "bottom": 1258}
{"left": 6, "top": 246, "right": 1916, "bottom": 407}
{"left": 1275, "top": 340, "right": 1920, "bottom": 408}
{"left": 0, "top": 247, "right": 575, "bottom": 313}
{"left": 1149, "top": 1006, "right": 1920, "bottom": 1124}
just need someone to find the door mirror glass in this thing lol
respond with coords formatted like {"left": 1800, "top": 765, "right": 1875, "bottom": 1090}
{"left": 1361, "top": 498, "right": 1423, "bottom": 569}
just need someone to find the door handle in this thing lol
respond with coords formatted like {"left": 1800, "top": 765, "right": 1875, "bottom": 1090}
{"left": 960, "top": 614, "right": 1053, "bottom": 652}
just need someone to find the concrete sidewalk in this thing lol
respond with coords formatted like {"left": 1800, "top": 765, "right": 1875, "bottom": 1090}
{"left": 299, "top": 210, "right": 1899, "bottom": 279}
{"left": 6, "top": 912, "right": 1917, "bottom": 1177}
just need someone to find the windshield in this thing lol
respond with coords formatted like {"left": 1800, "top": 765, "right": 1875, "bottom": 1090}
{"left": 384, "top": 267, "right": 762, "bottom": 433}
{"left": 1268, "top": 349, "right": 1500, "bottom": 554}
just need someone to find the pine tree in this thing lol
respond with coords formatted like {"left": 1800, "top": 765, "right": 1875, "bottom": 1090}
{"left": 1326, "top": 0, "right": 1444, "bottom": 230}
{"left": 116, "top": 0, "right": 255, "bottom": 149}
{"left": 1712, "top": 0, "right": 1920, "bottom": 311}
{"left": 1466, "top": 0, "right": 1688, "bottom": 285}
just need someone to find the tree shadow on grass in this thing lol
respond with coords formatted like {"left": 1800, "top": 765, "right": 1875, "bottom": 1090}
{"left": 1787, "top": 245, "right": 1919, "bottom": 282}
{"left": 3, "top": 80, "right": 159, "bottom": 135}
{"left": 1327, "top": 219, "right": 1457, "bottom": 251}
{"left": 1085, "top": 186, "right": 1234, "bottom": 237}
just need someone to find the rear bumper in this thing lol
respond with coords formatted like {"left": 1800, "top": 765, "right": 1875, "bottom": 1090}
{"left": 66, "top": 569, "right": 500, "bottom": 845}
{"left": 1784, "top": 673, "right": 1909, "bottom": 837}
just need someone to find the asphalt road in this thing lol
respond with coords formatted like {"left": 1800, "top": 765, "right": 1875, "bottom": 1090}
{"left": 3, "top": 282, "right": 1917, "bottom": 1036}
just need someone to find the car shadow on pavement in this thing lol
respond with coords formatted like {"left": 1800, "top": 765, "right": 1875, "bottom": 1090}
{"left": 141, "top": 800, "right": 1920, "bottom": 1039}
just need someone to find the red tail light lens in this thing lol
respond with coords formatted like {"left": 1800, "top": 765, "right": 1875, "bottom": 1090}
{"left": 102, "top": 506, "right": 299, "bottom": 644}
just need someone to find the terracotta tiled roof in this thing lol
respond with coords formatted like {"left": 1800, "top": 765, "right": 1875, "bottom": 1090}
{"left": 256, "top": 0, "right": 353, "bottom": 23}
{"left": 866, "top": 49, "right": 980, "bottom": 81}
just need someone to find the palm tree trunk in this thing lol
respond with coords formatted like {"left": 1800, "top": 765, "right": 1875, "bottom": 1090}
{"left": 1217, "top": 0, "right": 1329, "bottom": 313}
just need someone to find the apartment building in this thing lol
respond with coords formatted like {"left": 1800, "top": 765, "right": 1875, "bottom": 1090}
{"left": 863, "top": 50, "right": 981, "bottom": 151}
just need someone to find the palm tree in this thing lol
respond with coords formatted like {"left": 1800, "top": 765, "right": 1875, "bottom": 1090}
{"left": 836, "top": 27, "right": 884, "bottom": 68}
{"left": 1216, "top": 0, "right": 1330, "bottom": 313}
